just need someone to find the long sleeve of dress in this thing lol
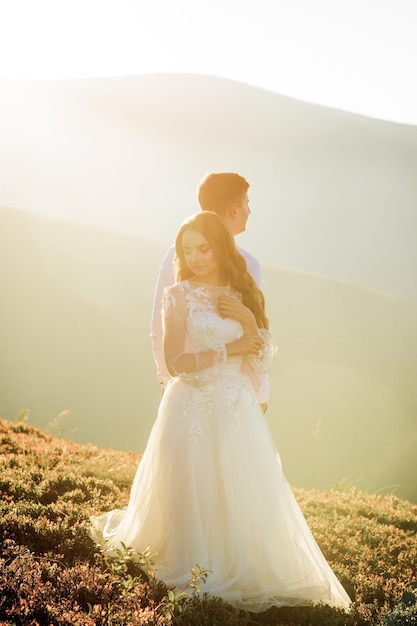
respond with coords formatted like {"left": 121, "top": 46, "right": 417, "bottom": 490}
{"left": 242, "top": 329, "right": 277, "bottom": 398}
{"left": 245, "top": 329, "right": 276, "bottom": 374}
{"left": 162, "top": 284, "right": 228, "bottom": 381}
{"left": 150, "top": 246, "right": 175, "bottom": 386}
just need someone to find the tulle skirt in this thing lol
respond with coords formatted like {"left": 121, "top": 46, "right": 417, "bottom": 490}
{"left": 90, "top": 364, "right": 351, "bottom": 612}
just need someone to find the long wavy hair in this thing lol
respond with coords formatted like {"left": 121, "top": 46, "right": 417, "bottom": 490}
{"left": 175, "top": 212, "right": 269, "bottom": 329}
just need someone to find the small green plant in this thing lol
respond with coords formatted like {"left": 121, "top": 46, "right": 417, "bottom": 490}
{"left": 157, "top": 563, "right": 211, "bottom": 624}
{"left": 93, "top": 542, "right": 157, "bottom": 623}
{"left": 378, "top": 585, "right": 417, "bottom": 625}
{"left": 15, "top": 408, "right": 30, "bottom": 423}
{"left": 46, "top": 409, "right": 72, "bottom": 438}
{"left": 99, "top": 540, "right": 211, "bottom": 624}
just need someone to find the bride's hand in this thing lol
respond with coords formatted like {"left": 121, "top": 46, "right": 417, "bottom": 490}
{"left": 218, "top": 296, "right": 257, "bottom": 332}
{"left": 226, "top": 334, "right": 264, "bottom": 357}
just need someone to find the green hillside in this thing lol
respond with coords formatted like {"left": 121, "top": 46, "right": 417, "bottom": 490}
{"left": 1, "top": 206, "right": 416, "bottom": 502}
{"left": 262, "top": 264, "right": 417, "bottom": 502}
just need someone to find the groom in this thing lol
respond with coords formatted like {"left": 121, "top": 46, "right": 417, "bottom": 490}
{"left": 150, "top": 171, "right": 269, "bottom": 411}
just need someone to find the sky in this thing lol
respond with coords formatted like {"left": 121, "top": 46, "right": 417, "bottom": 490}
{"left": 0, "top": 0, "right": 416, "bottom": 125}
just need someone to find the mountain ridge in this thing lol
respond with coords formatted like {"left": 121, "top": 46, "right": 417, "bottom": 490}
{"left": 1, "top": 72, "right": 415, "bottom": 299}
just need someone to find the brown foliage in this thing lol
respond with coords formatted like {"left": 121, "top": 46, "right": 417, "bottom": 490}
{"left": 0, "top": 417, "right": 416, "bottom": 625}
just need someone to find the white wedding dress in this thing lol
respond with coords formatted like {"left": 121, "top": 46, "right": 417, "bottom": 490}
{"left": 90, "top": 280, "right": 351, "bottom": 612}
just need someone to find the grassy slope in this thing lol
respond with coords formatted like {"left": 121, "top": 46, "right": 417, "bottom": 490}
{"left": 0, "top": 418, "right": 416, "bottom": 626}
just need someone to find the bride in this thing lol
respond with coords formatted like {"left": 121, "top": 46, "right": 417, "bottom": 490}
{"left": 90, "top": 211, "right": 351, "bottom": 612}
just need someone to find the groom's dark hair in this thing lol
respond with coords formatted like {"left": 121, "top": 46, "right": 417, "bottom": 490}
{"left": 197, "top": 172, "right": 250, "bottom": 218}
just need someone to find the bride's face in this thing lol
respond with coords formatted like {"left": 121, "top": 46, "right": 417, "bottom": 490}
{"left": 182, "top": 229, "right": 220, "bottom": 284}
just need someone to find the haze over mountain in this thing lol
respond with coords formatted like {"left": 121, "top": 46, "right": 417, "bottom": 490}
{"left": 1, "top": 207, "right": 416, "bottom": 503}
{"left": 0, "top": 73, "right": 416, "bottom": 300}
{"left": 1, "top": 73, "right": 417, "bottom": 502}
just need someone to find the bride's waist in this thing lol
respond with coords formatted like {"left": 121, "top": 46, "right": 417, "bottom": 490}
{"left": 180, "top": 357, "right": 242, "bottom": 386}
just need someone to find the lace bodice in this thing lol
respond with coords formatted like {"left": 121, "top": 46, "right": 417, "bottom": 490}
{"left": 168, "top": 281, "right": 243, "bottom": 349}
{"left": 162, "top": 280, "right": 275, "bottom": 382}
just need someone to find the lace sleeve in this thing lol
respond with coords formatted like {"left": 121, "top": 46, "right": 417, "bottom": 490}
{"left": 162, "top": 284, "right": 227, "bottom": 379}
{"left": 162, "top": 285, "right": 185, "bottom": 378}
{"left": 244, "top": 329, "right": 277, "bottom": 374}
{"left": 150, "top": 246, "right": 175, "bottom": 386}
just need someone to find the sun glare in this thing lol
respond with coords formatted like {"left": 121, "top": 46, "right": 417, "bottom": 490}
{"left": 0, "top": 0, "right": 416, "bottom": 124}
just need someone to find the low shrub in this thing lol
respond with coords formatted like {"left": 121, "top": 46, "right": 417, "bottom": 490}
{"left": 0, "top": 417, "right": 416, "bottom": 625}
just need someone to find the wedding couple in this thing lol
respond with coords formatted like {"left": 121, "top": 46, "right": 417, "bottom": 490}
{"left": 90, "top": 172, "right": 351, "bottom": 612}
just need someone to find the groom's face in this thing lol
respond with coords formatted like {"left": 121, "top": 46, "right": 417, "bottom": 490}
{"left": 234, "top": 193, "right": 251, "bottom": 235}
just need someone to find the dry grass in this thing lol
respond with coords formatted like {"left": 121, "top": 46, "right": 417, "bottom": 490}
{"left": 0, "top": 417, "right": 416, "bottom": 625}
